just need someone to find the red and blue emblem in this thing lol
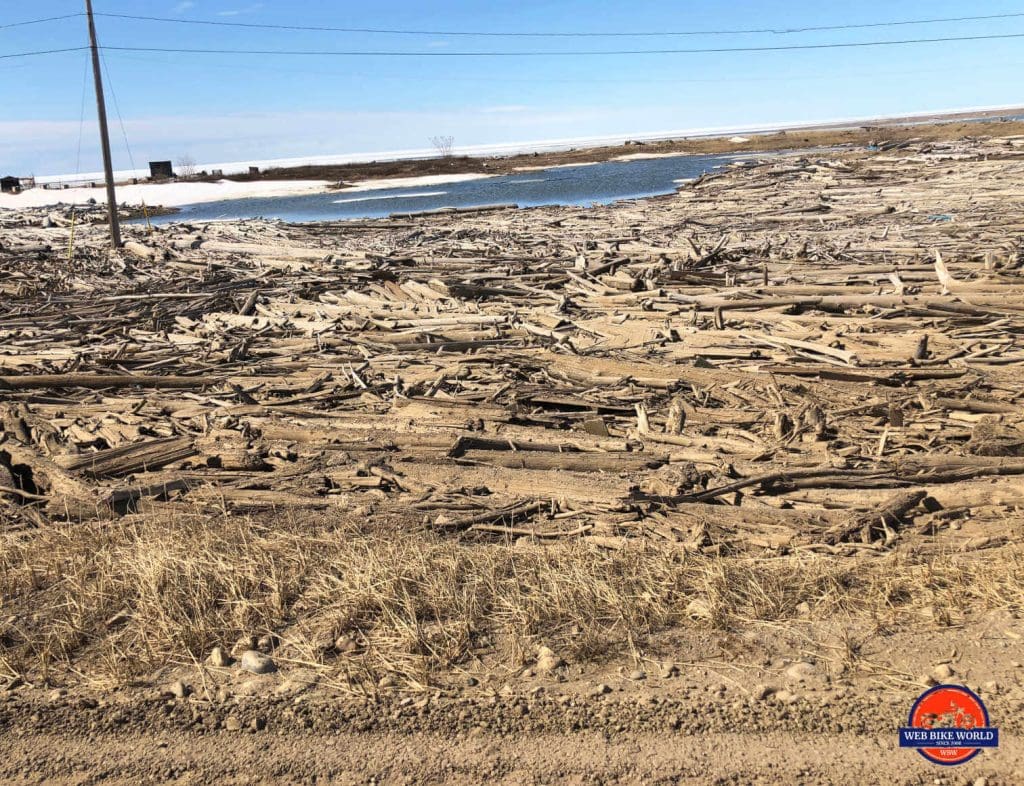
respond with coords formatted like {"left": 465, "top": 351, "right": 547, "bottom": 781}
{"left": 899, "top": 684, "right": 999, "bottom": 766}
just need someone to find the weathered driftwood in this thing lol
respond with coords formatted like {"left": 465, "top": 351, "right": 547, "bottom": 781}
{"left": 3, "top": 134, "right": 1024, "bottom": 554}
{"left": 58, "top": 437, "right": 198, "bottom": 478}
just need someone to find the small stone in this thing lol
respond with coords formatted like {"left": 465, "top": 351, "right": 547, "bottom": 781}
{"left": 684, "top": 598, "right": 712, "bottom": 620}
{"left": 165, "top": 680, "right": 191, "bottom": 700}
{"left": 774, "top": 689, "right": 800, "bottom": 704}
{"left": 919, "top": 673, "right": 938, "bottom": 688}
{"left": 274, "top": 680, "right": 303, "bottom": 696}
{"left": 628, "top": 669, "right": 647, "bottom": 681}
{"left": 224, "top": 716, "right": 242, "bottom": 731}
{"left": 784, "top": 661, "right": 816, "bottom": 682}
{"left": 535, "top": 645, "right": 563, "bottom": 673}
{"left": 250, "top": 716, "right": 266, "bottom": 732}
{"left": 464, "top": 676, "right": 479, "bottom": 687}
{"left": 661, "top": 663, "right": 680, "bottom": 678}
{"left": 973, "top": 777, "right": 989, "bottom": 786}
{"left": 377, "top": 675, "right": 397, "bottom": 689}
{"left": 208, "top": 646, "right": 232, "bottom": 668}
{"left": 591, "top": 683, "right": 612, "bottom": 696}
{"left": 334, "top": 634, "right": 360, "bottom": 654}
{"left": 240, "top": 649, "right": 276, "bottom": 675}
{"left": 795, "top": 601, "right": 811, "bottom": 617}
{"left": 47, "top": 689, "right": 66, "bottom": 702}
{"left": 983, "top": 680, "right": 1000, "bottom": 695}
{"left": 932, "top": 663, "right": 955, "bottom": 681}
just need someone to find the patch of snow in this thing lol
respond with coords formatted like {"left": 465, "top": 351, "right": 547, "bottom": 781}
{"left": 0, "top": 180, "right": 332, "bottom": 210}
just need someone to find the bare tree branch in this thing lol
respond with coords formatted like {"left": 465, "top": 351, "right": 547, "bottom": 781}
{"left": 429, "top": 136, "right": 455, "bottom": 158}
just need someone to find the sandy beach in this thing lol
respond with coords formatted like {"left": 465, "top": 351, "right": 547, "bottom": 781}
{"left": 0, "top": 173, "right": 503, "bottom": 211}
{"left": 0, "top": 178, "right": 332, "bottom": 210}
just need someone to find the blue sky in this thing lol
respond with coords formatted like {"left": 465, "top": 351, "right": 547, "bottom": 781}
{"left": 1, "top": 0, "right": 1022, "bottom": 175}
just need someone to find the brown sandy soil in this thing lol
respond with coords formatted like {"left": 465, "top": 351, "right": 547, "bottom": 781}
{"left": 4, "top": 130, "right": 1024, "bottom": 783}
{"left": 1, "top": 617, "right": 1023, "bottom": 784}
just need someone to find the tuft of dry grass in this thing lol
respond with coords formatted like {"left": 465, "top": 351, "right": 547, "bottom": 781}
{"left": 1, "top": 510, "right": 1023, "bottom": 687}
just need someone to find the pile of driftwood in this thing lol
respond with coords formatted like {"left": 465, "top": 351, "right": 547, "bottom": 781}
{"left": 2, "top": 135, "right": 1024, "bottom": 557}
{"left": 0, "top": 201, "right": 138, "bottom": 230}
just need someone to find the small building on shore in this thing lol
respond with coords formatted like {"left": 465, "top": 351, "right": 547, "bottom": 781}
{"left": 149, "top": 161, "right": 175, "bottom": 180}
{"left": 1, "top": 175, "right": 22, "bottom": 193}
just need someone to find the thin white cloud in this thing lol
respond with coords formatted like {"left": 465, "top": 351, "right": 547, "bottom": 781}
{"left": 217, "top": 3, "right": 264, "bottom": 16}
{"left": 172, "top": 1, "right": 195, "bottom": 12}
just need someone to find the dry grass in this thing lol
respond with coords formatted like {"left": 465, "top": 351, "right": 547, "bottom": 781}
{"left": 1, "top": 510, "right": 1023, "bottom": 687}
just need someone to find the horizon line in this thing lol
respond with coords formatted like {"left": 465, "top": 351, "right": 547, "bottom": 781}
{"left": 31, "top": 102, "right": 1024, "bottom": 182}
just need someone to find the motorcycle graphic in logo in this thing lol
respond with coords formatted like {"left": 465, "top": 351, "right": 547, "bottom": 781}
{"left": 899, "top": 685, "right": 999, "bottom": 766}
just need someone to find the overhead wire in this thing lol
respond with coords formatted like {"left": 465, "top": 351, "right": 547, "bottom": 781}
{"left": 95, "top": 10, "right": 1024, "bottom": 37}
{"left": 5, "top": 12, "right": 1024, "bottom": 60}
{"left": 96, "top": 31, "right": 1024, "bottom": 58}
{"left": 0, "top": 46, "right": 89, "bottom": 59}
{"left": 99, "top": 50, "right": 152, "bottom": 231}
{"left": 0, "top": 13, "right": 82, "bottom": 30}
{"left": 6, "top": 9, "right": 1024, "bottom": 37}
{"left": 69, "top": 53, "right": 91, "bottom": 261}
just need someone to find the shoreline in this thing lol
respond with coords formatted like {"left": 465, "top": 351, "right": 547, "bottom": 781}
{"left": 32, "top": 103, "right": 1024, "bottom": 184}
{"left": 0, "top": 179, "right": 333, "bottom": 211}
{"left": 4, "top": 113, "right": 1024, "bottom": 212}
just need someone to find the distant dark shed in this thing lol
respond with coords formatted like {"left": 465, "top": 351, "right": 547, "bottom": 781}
{"left": 1, "top": 175, "right": 20, "bottom": 193}
{"left": 149, "top": 161, "right": 175, "bottom": 180}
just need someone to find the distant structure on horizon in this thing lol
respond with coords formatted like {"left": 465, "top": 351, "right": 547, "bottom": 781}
{"left": 1, "top": 175, "right": 35, "bottom": 193}
{"left": 149, "top": 161, "right": 175, "bottom": 180}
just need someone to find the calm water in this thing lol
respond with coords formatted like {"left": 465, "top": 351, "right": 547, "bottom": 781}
{"left": 146, "top": 153, "right": 747, "bottom": 224}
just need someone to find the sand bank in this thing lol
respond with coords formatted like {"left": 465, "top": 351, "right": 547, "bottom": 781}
{"left": 0, "top": 179, "right": 333, "bottom": 210}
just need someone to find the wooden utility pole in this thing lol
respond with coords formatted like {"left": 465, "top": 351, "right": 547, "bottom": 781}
{"left": 84, "top": 0, "right": 122, "bottom": 248}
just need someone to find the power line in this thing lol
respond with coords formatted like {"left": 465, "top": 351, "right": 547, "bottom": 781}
{"left": 74, "top": 53, "right": 90, "bottom": 178}
{"left": 5, "top": 9, "right": 1024, "bottom": 37}
{"left": 95, "top": 10, "right": 1024, "bottom": 37}
{"left": 98, "top": 31, "right": 1024, "bottom": 57}
{"left": 99, "top": 50, "right": 139, "bottom": 173}
{"left": 0, "top": 46, "right": 89, "bottom": 60}
{"left": 7, "top": 28, "right": 1024, "bottom": 62}
{"left": 0, "top": 13, "right": 82, "bottom": 30}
